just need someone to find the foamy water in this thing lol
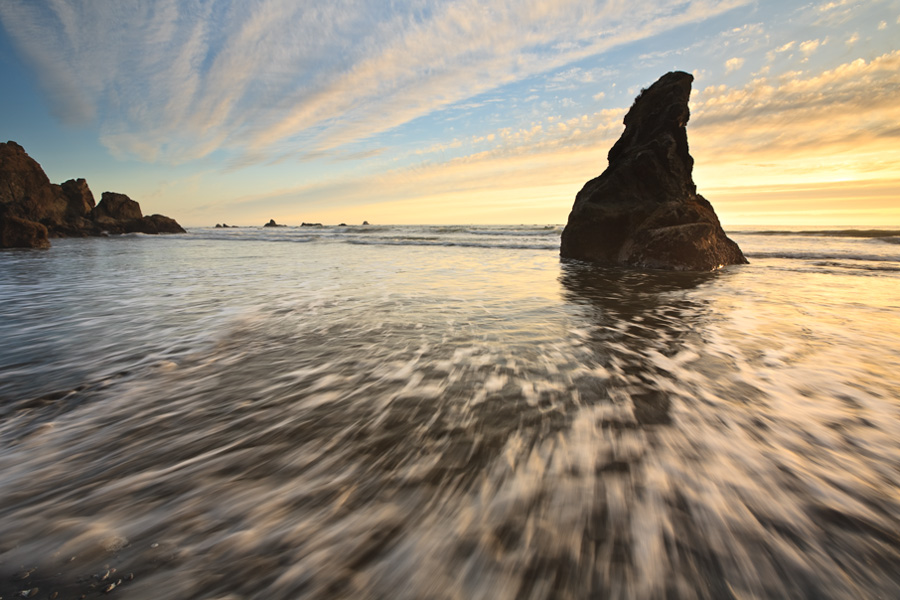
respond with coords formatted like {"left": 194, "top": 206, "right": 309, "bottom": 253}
{"left": 1, "top": 226, "right": 899, "bottom": 599}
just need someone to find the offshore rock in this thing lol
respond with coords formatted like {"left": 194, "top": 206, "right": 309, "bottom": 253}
{"left": 264, "top": 219, "right": 286, "bottom": 227}
{"left": 92, "top": 193, "right": 186, "bottom": 235}
{"left": 132, "top": 214, "right": 187, "bottom": 235}
{"left": 93, "top": 192, "right": 143, "bottom": 224}
{"left": 0, "top": 141, "right": 184, "bottom": 247}
{"left": 560, "top": 71, "right": 746, "bottom": 271}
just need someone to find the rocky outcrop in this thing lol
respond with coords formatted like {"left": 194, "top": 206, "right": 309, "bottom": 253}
{"left": 0, "top": 141, "right": 67, "bottom": 226}
{"left": 0, "top": 210, "right": 51, "bottom": 249}
{"left": 0, "top": 141, "right": 185, "bottom": 248}
{"left": 60, "top": 178, "right": 95, "bottom": 219}
{"left": 92, "top": 192, "right": 143, "bottom": 224}
{"left": 133, "top": 214, "right": 186, "bottom": 234}
{"left": 264, "top": 219, "right": 285, "bottom": 227}
{"left": 87, "top": 192, "right": 185, "bottom": 235}
{"left": 560, "top": 71, "right": 746, "bottom": 271}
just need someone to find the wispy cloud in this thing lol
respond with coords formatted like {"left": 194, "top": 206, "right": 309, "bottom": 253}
{"left": 690, "top": 50, "right": 900, "bottom": 194}
{"left": 725, "top": 57, "right": 745, "bottom": 72}
{"left": 0, "top": 0, "right": 749, "bottom": 165}
{"left": 693, "top": 50, "right": 900, "bottom": 142}
{"left": 219, "top": 50, "right": 900, "bottom": 224}
{"left": 798, "top": 39, "right": 821, "bottom": 54}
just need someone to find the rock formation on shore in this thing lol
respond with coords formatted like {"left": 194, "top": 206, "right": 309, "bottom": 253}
{"left": 264, "top": 219, "right": 286, "bottom": 227}
{"left": 0, "top": 141, "right": 185, "bottom": 249}
{"left": 560, "top": 72, "right": 746, "bottom": 271}
{"left": 0, "top": 213, "right": 50, "bottom": 249}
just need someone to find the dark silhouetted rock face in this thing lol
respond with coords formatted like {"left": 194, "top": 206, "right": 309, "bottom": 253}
{"left": 90, "top": 193, "right": 186, "bottom": 235}
{"left": 93, "top": 192, "right": 144, "bottom": 223}
{"left": 560, "top": 71, "right": 746, "bottom": 271}
{"left": 133, "top": 214, "right": 187, "bottom": 234}
{"left": 264, "top": 219, "right": 285, "bottom": 227}
{"left": 0, "top": 141, "right": 67, "bottom": 225}
{"left": 0, "top": 141, "right": 185, "bottom": 248}
{"left": 61, "top": 178, "right": 95, "bottom": 219}
{"left": 0, "top": 209, "right": 50, "bottom": 249}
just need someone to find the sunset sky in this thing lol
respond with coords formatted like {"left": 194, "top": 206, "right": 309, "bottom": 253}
{"left": 1, "top": 0, "right": 898, "bottom": 227}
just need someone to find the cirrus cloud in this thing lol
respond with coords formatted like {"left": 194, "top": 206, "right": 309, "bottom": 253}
{"left": 0, "top": 0, "right": 749, "bottom": 165}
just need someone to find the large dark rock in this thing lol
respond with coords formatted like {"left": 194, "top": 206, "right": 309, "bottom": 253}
{"left": 560, "top": 71, "right": 746, "bottom": 271}
{"left": 132, "top": 214, "right": 187, "bottom": 234}
{"left": 0, "top": 208, "right": 50, "bottom": 249}
{"left": 92, "top": 191, "right": 143, "bottom": 224}
{"left": 60, "top": 178, "right": 95, "bottom": 219}
{"left": 0, "top": 141, "right": 185, "bottom": 247}
{"left": 52, "top": 178, "right": 100, "bottom": 237}
{"left": 90, "top": 193, "right": 186, "bottom": 235}
{"left": 0, "top": 141, "right": 67, "bottom": 226}
{"left": 264, "top": 219, "right": 285, "bottom": 227}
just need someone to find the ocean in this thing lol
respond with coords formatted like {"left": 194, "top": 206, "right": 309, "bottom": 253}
{"left": 1, "top": 225, "right": 899, "bottom": 599}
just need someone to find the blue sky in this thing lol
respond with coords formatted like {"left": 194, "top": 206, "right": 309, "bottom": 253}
{"left": 1, "top": 0, "right": 898, "bottom": 226}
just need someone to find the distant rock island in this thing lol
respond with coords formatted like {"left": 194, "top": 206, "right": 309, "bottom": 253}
{"left": 264, "top": 219, "right": 286, "bottom": 227}
{"left": 560, "top": 71, "right": 746, "bottom": 271}
{"left": 0, "top": 141, "right": 185, "bottom": 249}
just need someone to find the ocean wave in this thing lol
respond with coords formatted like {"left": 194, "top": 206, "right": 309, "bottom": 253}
{"left": 185, "top": 232, "right": 321, "bottom": 243}
{"left": 745, "top": 253, "right": 900, "bottom": 273}
{"left": 465, "top": 228, "right": 562, "bottom": 237}
{"left": 346, "top": 238, "right": 559, "bottom": 250}
{"left": 737, "top": 229, "right": 900, "bottom": 238}
{"left": 185, "top": 225, "right": 564, "bottom": 250}
{"left": 746, "top": 251, "right": 899, "bottom": 262}
{"left": 812, "top": 261, "right": 900, "bottom": 273}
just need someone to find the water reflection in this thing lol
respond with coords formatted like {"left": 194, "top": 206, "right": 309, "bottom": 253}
{"left": 559, "top": 259, "right": 715, "bottom": 310}
{"left": 559, "top": 259, "right": 715, "bottom": 427}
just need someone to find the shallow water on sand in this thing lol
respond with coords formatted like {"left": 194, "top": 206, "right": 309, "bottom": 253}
{"left": 1, "top": 227, "right": 899, "bottom": 599}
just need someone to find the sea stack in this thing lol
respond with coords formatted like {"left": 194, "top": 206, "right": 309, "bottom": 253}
{"left": 560, "top": 71, "right": 746, "bottom": 271}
